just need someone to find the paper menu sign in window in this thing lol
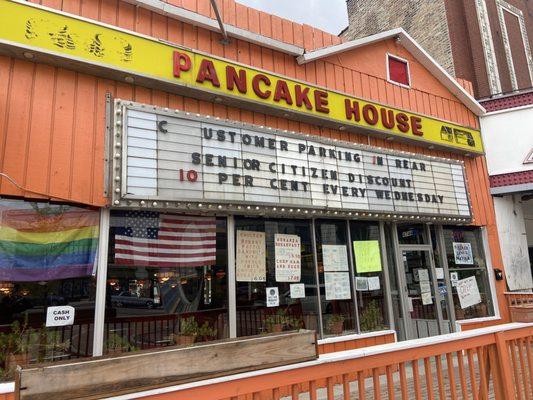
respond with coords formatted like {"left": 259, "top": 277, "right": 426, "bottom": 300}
{"left": 322, "top": 245, "right": 349, "bottom": 272}
{"left": 324, "top": 272, "right": 352, "bottom": 300}
{"left": 456, "top": 276, "right": 482, "bottom": 309}
{"left": 367, "top": 276, "right": 381, "bottom": 291}
{"left": 290, "top": 283, "right": 305, "bottom": 299}
{"left": 417, "top": 269, "right": 430, "bottom": 282}
{"left": 453, "top": 242, "right": 474, "bottom": 265}
{"left": 274, "top": 234, "right": 301, "bottom": 282}
{"left": 419, "top": 280, "right": 431, "bottom": 294}
{"left": 353, "top": 241, "right": 382, "bottom": 273}
{"left": 421, "top": 292, "right": 433, "bottom": 305}
{"left": 236, "top": 230, "right": 266, "bottom": 282}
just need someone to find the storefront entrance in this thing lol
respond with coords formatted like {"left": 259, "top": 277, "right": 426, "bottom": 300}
{"left": 394, "top": 225, "right": 454, "bottom": 340}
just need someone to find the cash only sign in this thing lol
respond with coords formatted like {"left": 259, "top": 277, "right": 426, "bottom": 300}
{"left": 0, "top": 0, "right": 483, "bottom": 154}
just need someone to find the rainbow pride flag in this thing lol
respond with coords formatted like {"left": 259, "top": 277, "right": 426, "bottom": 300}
{"left": 0, "top": 202, "right": 99, "bottom": 282}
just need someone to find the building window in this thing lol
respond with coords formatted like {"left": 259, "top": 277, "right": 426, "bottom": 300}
{"left": 0, "top": 200, "right": 99, "bottom": 380}
{"left": 105, "top": 211, "right": 228, "bottom": 354}
{"left": 387, "top": 54, "right": 410, "bottom": 87}
{"left": 442, "top": 227, "right": 493, "bottom": 320}
{"left": 234, "top": 217, "right": 319, "bottom": 336}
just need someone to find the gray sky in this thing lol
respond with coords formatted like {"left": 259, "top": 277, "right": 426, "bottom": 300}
{"left": 235, "top": 0, "right": 349, "bottom": 35}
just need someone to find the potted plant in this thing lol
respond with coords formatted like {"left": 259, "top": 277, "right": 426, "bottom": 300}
{"left": 325, "top": 314, "right": 345, "bottom": 335}
{"left": 173, "top": 316, "right": 198, "bottom": 346}
{"left": 197, "top": 321, "right": 217, "bottom": 342}
{"left": 105, "top": 332, "right": 136, "bottom": 356}
{"left": 1, "top": 319, "right": 35, "bottom": 371}
{"left": 359, "top": 300, "right": 383, "bottom": 332}
{"left": 264, "top": 309, "right": 291, "bottom": 333}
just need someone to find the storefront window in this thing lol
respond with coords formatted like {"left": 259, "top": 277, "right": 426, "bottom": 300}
{"left": 397, "top": 224, "right": 427, "bottom": 245}
{"left": 0, "top": 200, "right": 98, "bottom": 380}
{"left": 442, "top": 227, "right": 493, "bottom": 320}
{"left": 235, "top": 217, "right": 318, "bottom": 336}
{"left": 315, "top": 220, "right": 356, "bottom": 336}
{"left": 105, "top": 211, "right": 228, "bottom": 353}
{"left": 350, "top": 221, "right": 388, "bottom": 332}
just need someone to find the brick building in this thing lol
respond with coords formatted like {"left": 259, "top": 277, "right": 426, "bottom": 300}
{"left": 343, "top": 0, "right": 533, "bottom": 289}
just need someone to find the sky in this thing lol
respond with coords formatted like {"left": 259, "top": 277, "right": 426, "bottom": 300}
{"left": 235, "top": 0, "right": 349, "bottom": 35}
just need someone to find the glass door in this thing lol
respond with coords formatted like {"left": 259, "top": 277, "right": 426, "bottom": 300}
{"left": 400, "top": 249, "right": 443, "bottom": 339}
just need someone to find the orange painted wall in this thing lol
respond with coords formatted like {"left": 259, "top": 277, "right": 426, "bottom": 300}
{"left": 317, "top": 333, "right": 395, "bottom": 354}
{"left": 0, "top": 0, "right": 508, "bottom": 320}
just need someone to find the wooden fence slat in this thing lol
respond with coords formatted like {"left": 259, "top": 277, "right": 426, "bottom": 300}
{"left": 423, "top": 357, "right": 434, "bottom": 400}
{"left": 445, "top": 353, "right": 458, "bottom": 400}
{"left": 434, "top": 355, "right": 445, "bottom": 400}
{"left": 467, "top": 348, "right": 479, "bottom": 400}
{"left": 357, "top": 371, "right": 365, "bottom": 400}
{"left": 509, "top": 339, "right": 524, "bottom": 400}
{"left": 327, "top": 377, "right": 334, "bottom": 400}
{"left": 342, "top": 373, "right": 350, "bottom": 400}
{"left": 495, "top": 331, "right": 517, "bottom": 400}
{"left": 386, "top": 365, "right": 395, "bottom": 400}
{"left": 309, "top": 380, "right": 317, "bottom": 400}
{"left": 526, "top": 337, "right": 533, "bottom": 396}
{"left": 457, "top": 351, "right": 469, "bottom": 399}
{"left": 399, "top": 362, "right": 408, "bottom": 400}
{"left": 476, "top": 347, "right": 488, "bottom": 400}
{"left": 372, "top": 368, "right": 381, "bottom": 400}
{"left": 412, "top": 360, "right": 422, "bottom": 400}
{"left": 518, "top": 339, "right": 531, "bottom": 400}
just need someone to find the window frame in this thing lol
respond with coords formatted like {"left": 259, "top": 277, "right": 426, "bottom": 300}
{"left": 386, "top": 53, "right": 411, "bottom": 89}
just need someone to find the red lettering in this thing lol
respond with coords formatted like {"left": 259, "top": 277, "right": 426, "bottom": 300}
{"left": 362, "top": 104, "right": 379, "bottom": 125}
{"left": 273, "top": 80, "right": 293, "bottom": 105}
{"left": 380, "top": 108, "right": 395, "bottom": 129}
{"left": 410, "top": 116, "right": 423, "bottom": 136}
{"left": 344, "top": 99, "right": 361, "bottom": 121}
{"left": 252, "top": 74, "right": 272, "bottom": 99}
{"left": 173, "top": 51, "right": 191, "bottom": 78}
{"left": 314, "top": 90, "right": 329, "bottom": 113}
{"left": 226, "top": 66, "right": 247, "bottom": 94}
{"left": 396, "top": 113, "right": 410, "bottom": 133}
{"left": 187, "top": 170, "right": 198, "bottom": 182}
{"left": 295, "top": 85, "right": 312, "bottom": 110}
{"left": 196, "top": 59, "right": 220, "bottom": 87}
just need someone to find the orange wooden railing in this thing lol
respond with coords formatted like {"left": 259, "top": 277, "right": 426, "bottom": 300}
{"left": 506, "top": 292, "right": 533, "bottom": 323}
{"left": 130, "top": 323, "right": 533, "bottom": 400}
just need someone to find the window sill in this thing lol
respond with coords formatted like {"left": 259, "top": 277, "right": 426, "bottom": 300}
{"left": 317, "top": 329, "right": 396, "bottom": 345}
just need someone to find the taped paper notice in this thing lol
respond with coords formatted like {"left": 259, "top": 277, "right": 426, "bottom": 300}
{"left": 419, "top": 280, "right": 431, "bottom": 294}
{"left": 266, "top": 287, "right": 279, "bottom": 307}
{"left": 290, "top": 283, "right": 305, "bottom": 299}
{"left": 453, "top": 242, "right": 474, "bottom": 265}
{"left": 325, "top": 272, "right": 351, "bottom": 300}
{"left": 323, "top": 245, "right": 349, "bottom": 271}
{"left": 355, "top": 276, "right": 369, "bottom": 291}
{"left": 367, "top": 276, "right": 381, "bottom": 291}
{"left": 436, "top": 268, "right": 444, "bottom": 280}
{"left": 407, "top": 297, "right": 414, "bottom": 312}
{"left": 353, "top": 240, "right": 382, "bottom": 273}
{"left": 457, "top": 276, "right": 482, "bottom": 309}
{"left": 418, "top": 269, "right": 429, "bottom": 282}
{"left": 421, "top": 292, "right": 433, "bottom": 305}
{"left": 236, "top": 230, "right": 266, "bottom": 282}
{"left": 450, "top": 272, "right": 459, "bottom": 287}
{"left": 275, "top": 234, "right": 301, "bottom": 282}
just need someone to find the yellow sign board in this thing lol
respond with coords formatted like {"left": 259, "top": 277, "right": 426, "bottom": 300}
{"left": 353, "top": 241, "right": 382, "bottom": 273}
{"left": 0, "top": 0, "right": 484, "bottom": 153}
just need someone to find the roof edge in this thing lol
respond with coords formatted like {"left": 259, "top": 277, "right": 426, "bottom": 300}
{"left": 297, "top": 28, "right": 486, "bottom": 117}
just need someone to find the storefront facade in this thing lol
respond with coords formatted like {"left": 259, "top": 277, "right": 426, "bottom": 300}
{"left": 0, "top": 0, "right": 507, "bottom": 381}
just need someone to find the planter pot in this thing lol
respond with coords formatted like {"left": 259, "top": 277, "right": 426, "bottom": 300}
{"left": 268, "top": 324, "right": 284, "bottom": 333}
{"left": 174, "top": 335, "right": 196, "bottom": 346}
{"left": 6, "top": 353, "right": 29, "bottom": 370}
{"left": 328, "top": 321, "right": 344, "bottom": 335}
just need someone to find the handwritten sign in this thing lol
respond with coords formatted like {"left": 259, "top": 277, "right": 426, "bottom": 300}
{"left": 325, "top": 272, "right": 352, "bottom": 300}
{"left": 46, "top": 306, "right": 75, "bottom": 327}
{"left": 353, "top": 241, "right": 382, "bottom": 273}
{"left": 236, "top": 230, "right": 266, "bottom": 282}
{"left": 322, "top": 245, "right": 349, "bottom": 271}
{"left": 275, "top": 234, "right": 301, "bottom": 282}
{"left": 456, "top": 276, "right": 482, "bottom": 309}
{"left": 453, "top": 242, "right": 474, "bottom": 265}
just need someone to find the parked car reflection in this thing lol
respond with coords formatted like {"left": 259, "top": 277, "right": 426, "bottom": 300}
{"left": 111, "top": 291, "right": 159, "bottom": 309}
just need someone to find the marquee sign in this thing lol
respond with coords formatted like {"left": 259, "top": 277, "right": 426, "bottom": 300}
{"left": 0, "top": 0, "right": 483, "bottom": 154}
{"left": 112, "top": 100, "right": 472, "bottom": 220}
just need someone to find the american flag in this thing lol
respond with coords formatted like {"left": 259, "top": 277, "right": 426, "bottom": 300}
{"left": 113, "top": 211, "right": 217, "bottom": 267}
